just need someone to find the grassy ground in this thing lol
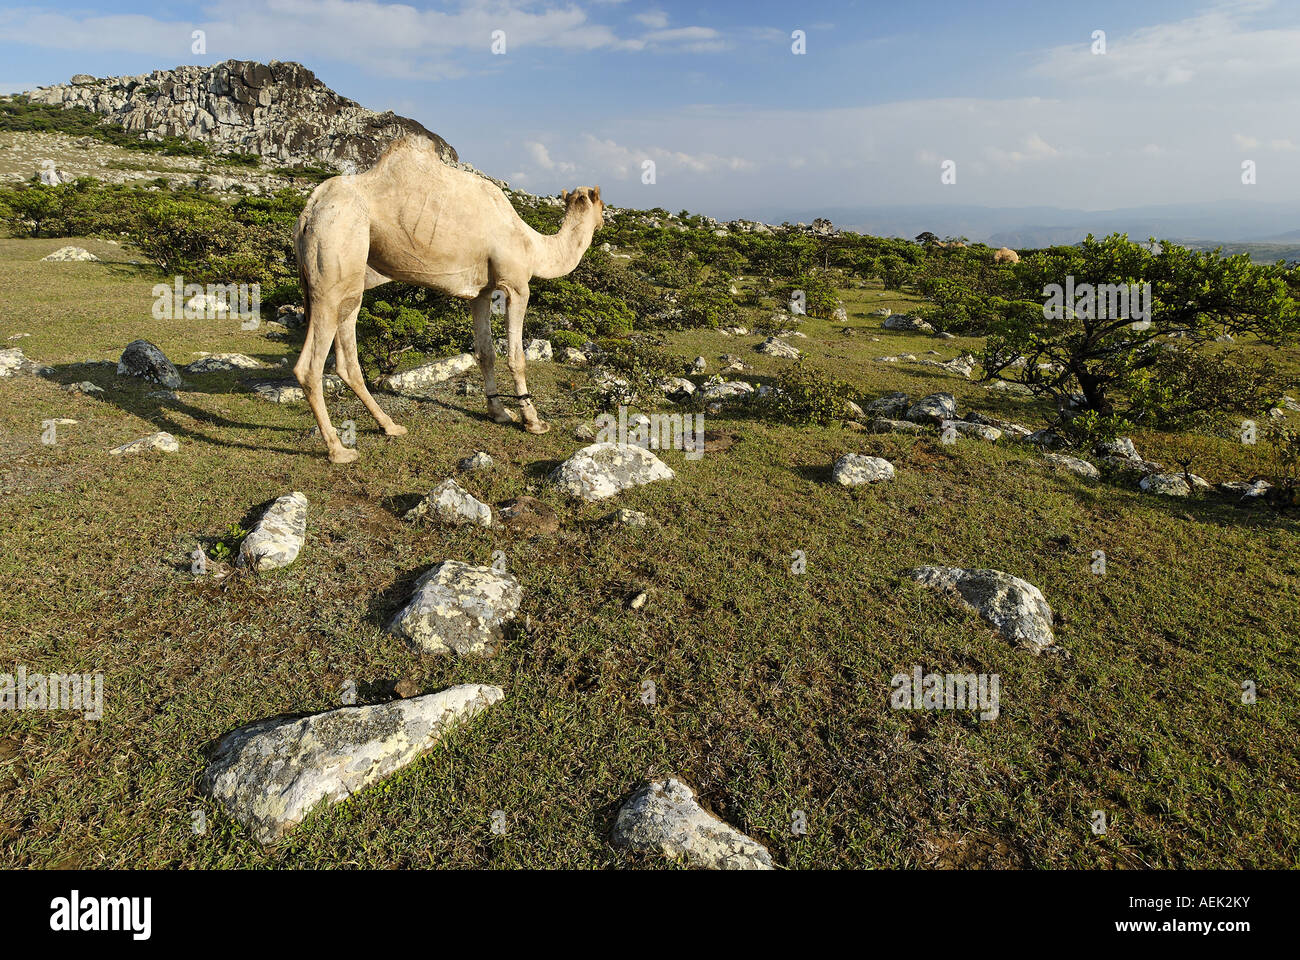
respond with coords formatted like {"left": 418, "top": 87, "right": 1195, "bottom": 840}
{"left": 1, "top": 236, "right": 1297, "bottom": 868}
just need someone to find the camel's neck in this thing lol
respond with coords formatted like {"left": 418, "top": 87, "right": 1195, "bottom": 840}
{"left": 530, "top": 211, "right": 597, "bottom": 280}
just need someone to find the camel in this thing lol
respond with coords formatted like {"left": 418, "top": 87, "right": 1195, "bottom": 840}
{"left": 292, "top": 135, "right": 605, "bottom": 463}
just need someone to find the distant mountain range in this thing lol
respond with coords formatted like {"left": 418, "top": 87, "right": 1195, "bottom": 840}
{"left": 744, "top": 201, "right": 1300, "bottom": 261}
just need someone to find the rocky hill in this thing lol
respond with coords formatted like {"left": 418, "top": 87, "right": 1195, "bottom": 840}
{"left": 23, "top": 60, "right": 457, "bottom": 172}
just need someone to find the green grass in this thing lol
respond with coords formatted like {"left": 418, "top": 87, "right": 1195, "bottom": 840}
{"left": 0, "top": 237, "right": 1297, "bottom": 868}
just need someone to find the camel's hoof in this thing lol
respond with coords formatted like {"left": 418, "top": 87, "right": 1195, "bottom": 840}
{"left": 491, "top": 409, "right": 517, "bottom": 425}
{"left": 384, "top": 423, "right": 408, "bottom": 437}
{"left": 329, "top": 447, "right": 361, "bottom": 464}
{"left": 525, "top": 420, "right": 551, "bottom": 435}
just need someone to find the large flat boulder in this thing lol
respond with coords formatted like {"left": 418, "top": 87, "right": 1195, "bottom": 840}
{"left": 201, "top": 684, "right": 504, "bottom": 843}
{"left": 379, "top": 353, "right": 476, "bottom": 395}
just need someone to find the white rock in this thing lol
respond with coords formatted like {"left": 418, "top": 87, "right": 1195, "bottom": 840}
{"left": 41, "top": 246, "right": 98, "bottom": 262}
{"left": 388, "top": 561, "right": 522, "bottom": 656}
{"left": 405, "top": 478, "right": 492, "bottom": 526}
{"left": 756, "top": 336, "right": 801, "bottom": 359}
{"left": 906, "top": 393, "right": 957, "bottom": 424}
{"left": 1043, "top": 453, "right": 1100, "bottom": 479}
{"left": 524, "top": 338, "right": 553, "bottom": 362}
{"left": 202, "top": 684, "right": 504, "bottom": 843}
{"left": 185, "top": 353, "right": 262, "bottom": 374}
{"left": 907, "top": 566, "right": 1057, "bottom": 653}
{"left": 612, "top": 778, "right": 773, "bottom": 870}
{"left": 832, "top": 454, "right": 896, "bottom": 486}
{"left": 457, "top": 451, "right": 495, "bottom": 473}
{"left": 551, "top": 442, "right": 675, "bottom": 502}
{"left": 108, "top": 431, "right": 178, "bottom": 455}
{"left": 238, "top": 492, "right": 309, "bottom": 571}
{"left": 379, "top": 353, "right": 477, "bottom": 395}
{"left": 1140, "top": 473, "right": 1211, "bottom": 497}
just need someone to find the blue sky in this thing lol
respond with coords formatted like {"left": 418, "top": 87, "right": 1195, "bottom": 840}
{"left": 2, "top": 0, "right": 1298, "bottom": 223}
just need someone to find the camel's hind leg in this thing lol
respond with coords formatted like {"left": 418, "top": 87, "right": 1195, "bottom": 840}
{"left": 294, "top": 298, "right": 358, "bottom": 464}
{"left": 471, "top": 291, "right": 514, "bottom": 424}
{"left": 335, "top": 306, "right": 405, "bottom": 437}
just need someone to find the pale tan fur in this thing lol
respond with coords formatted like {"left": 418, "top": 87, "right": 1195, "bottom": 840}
{"left": 293, "top": 135, "right": 604, "bottom": 462}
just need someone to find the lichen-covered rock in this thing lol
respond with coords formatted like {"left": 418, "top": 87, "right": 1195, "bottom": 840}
{"left": 388, "top": 561, "right": 521, "bottom": 656}
{"left": 108, "top": 431, "right": 179, "bottom": 455}
{"left": 550, "top": 442, "right": 675, "bottom": 502}
{"left": 405, "top": 479, "right": 492, "bottom": 526}
{"left": 524, "top": 339, "right": 553, "bottom": 362}
{"left": 1140, "top": 473, "right": 1211, "bottom": 497}
{"left": 0, "top": 347, "right": 49, "bottom": 378}
{"left": 379, "top": 353, "right": 476, "bottom": 395}
{"left": 832, "top": 454, "right": 896, "bottom": 486}
{"left": 964, "top": 412, "right": 1031, "bottom": 439}
{"left": 612, "top": 508, "right": 649, "bottom": 528}
{"left": 249, "top": 375, "right": 343, "bottom": 402}
{"left": 185, "top": 353, "right": 263, "bottom": 374}
{"left": 1096, "top": 436, "right": 1140, "bottom": 461}
{"left": 882, "top": 314, "right": 934, "bottom": 333}
{"left": 869, "top": 418, "right": 929, "bottom": 435}
{"left": 906, "top": 392, "right": 957, "bottom": 425}
{"left": 868, "top": 307, "right": 892, "bottom": 318}
{"left": 945, "top": 420, "right": 1001, "bottom": 442}
{"left": 755, "top": 336, "right": 801, "bottom": 359}
{"left": 118, "top": 339, "right": 183, "bottom": 389}
{"left": 238, "top": 492, "right": 309, "bottom": 571}
{"left": 864, "top": 392, "right": 911, "bottom": 418}
{"left": 457, "top": 451, "right": 495, "bottom": 473}
{"left": 906, "top": 566, "right": 1057, "bottom": 653}
{"left": 41, "top": 245, "right": 98, "bottom": 262}
{"left": 612, "top": 778, "right": 773, "bottom": 870}
{"left": 201, "top": 684, "right": 502, "bottom": 843}
{"left": 1044, "top": 452, "right": 1101, "bottom": 479}
{"left": 1219, "top": 479, "right": 1272, "bottom": 501}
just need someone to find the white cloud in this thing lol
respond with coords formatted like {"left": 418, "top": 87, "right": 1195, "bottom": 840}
{"left": 633, "top": 11, "right": 670, "bottom": 29}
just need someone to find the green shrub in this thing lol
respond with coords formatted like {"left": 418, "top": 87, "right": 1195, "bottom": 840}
{"left": 356, "top": 288, "right": 472, "bottom": 376}
{"left": 761, "top": 361, "right": 856, "bottom": 426}
{"left": 548, "top": 329, "right": 586, "bottom": 351}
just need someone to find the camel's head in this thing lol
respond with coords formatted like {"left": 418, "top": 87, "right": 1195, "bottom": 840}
{"left": 561, "top": 186, "right": 605, "bottom": 229}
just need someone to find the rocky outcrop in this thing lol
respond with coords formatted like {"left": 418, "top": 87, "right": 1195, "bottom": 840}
{"left": 25, "top": 61, "right": 457, "bottom": 172}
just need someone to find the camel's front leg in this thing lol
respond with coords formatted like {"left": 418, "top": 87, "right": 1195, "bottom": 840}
{"left": 471, "top": 291, "right": 514, "bottom": 424}
{"left": 503, "top": 283, "right": 548, "bottom": 434}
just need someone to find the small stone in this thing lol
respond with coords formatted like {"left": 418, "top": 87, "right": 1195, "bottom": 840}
{"left": 405, "top": 479, "right": 492, "bottom": 526}
{"left": 238, "top": 492, "right": 309, "bottom": 572}
{"left": 108, "top": 431, "right": 179, "bottom": 455}
{"left": 612, "top": 508, "right": 648, "bottom": 527}
{"left": 62, "top": 381, "right": 104, "bottom": 396}
{"left": 612, "top": 778, "right": 773, "bottom": 870}
{"left": 497, "top": 496, "right": 560, "bottom": 535}
{"left": 394, "top": 679, "right": 421, "bottom": 698}
{"left": 185, "top": 353, "right": 263, "bottom": 374}
{"left": 457, "top": 451, "right": 495, "bottom": 473}
{"left": 1140, "top": 473, "right": 1211, "bottom": 497}
{"left": 628, "top": 590, "right": 649, "bottom": 611}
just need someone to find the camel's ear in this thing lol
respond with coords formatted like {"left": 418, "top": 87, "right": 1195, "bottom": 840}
{"left": 561, "top": 189, "right": 569, "bottom": 202}
{"left": 592, "top": 186, "right": 601, "bottom": 203}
